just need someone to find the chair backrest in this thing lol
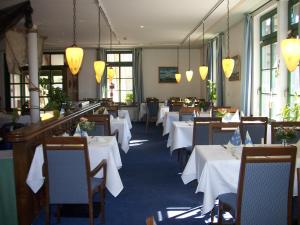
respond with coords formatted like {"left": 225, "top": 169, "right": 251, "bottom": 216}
{"left": 179, "top": 107, "right": 197, "bottom": 121}
{"left": 84, "top": 114, "right": 111, "bottom": 136}
{"left": 271, "top": 121, "right": 300, "bottom": 144}
{"left": 146, "top": 99, "right": 159, "bottom": 117}
{"left": 208, "top": 122, "right": 240, "bottom": 145}
{"left": 193, "top": 117, "right": 222, "bottom": 147}
{"left": 236, "top": 146, "right": 296, "bottom": 225}
{"left": 107, "top": 105, "right": 119, "bottom": 118}
{"left": 240, "top": 117, "right": 268, "bottom": 144}
{"left": 170, "top": 102, "right": 184, "bottom": 112}
{"left": 43, "top": 137, "right": 91, "bottom": 204}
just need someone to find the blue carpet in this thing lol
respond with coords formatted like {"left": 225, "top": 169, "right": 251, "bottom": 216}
{"left": 33, "top": 122, "right": 209, "bottom": 225}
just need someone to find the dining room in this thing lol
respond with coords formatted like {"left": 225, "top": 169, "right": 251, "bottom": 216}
{"left": 0, "top": 0, "right": 300, "bottom": 225}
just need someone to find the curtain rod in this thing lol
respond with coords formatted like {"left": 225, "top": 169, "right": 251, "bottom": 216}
{"left": 180, "top": 0, "right": 226, "bottom": 46}
{"left": 250, "top": 0, "right": 274, "bottom": 15}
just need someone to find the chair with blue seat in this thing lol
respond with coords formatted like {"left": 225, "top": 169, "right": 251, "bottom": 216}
{"left": 179, "top": 107, "right": 197, "bottom": 121}
{"left": 271, "top": 121, "right": 300, "bottom": 144}
{"left": 216, "top": 146, "right": 296, "bottom": 225}
{"left": 43, "top": 137, "right": 107, "bottom": 225}
{"left": 84, "top": 114, "right": 113, "bottom": 136}
{"left": 107, "top": 105, "right": 119, "bottom": 118}
{"left": 145, "top": 98, "right": 159, "bottom": 132}
{"left": 240, "top": 117, "right": 268, "bottom": 144}
{"left": 208, "top": 122, "right": 241, "bottom": 145}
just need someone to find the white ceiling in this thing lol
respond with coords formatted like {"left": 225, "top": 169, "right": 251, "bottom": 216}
{"left": 1, "top": 0, "right": 271, "bottom": 49}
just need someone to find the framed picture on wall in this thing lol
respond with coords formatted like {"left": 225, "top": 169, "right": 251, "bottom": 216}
{"left": 158, "top": 67, "right": 177, "bottom": 83}
{"left": 229, "top": 55, "right": 240, "bottom": 81}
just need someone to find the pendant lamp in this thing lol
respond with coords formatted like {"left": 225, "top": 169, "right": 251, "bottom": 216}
{"left": 222, "top": 0, "right": 234, "bottom": 78}
{"left": 186, "top": 37, "right": 193, "bottom": 82}
{"left": 281, "top": 37, "right": 300, "bottom": 72}
{"left": 107, "top": 28, "right": 115, "bottom": 82}
{"left": 65, "top": 0, "right": 84, "bottom": 75}
{"left": 199, "top": 22, "right": 208, "bottom": 80}
{"left": 94, "top": 5, "right": 105, "bottom": 83}
{"left": 175, "top": 47, "right": 181, "bottom": 83}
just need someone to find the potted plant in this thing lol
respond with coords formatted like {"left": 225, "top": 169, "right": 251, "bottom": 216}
{"left": 207, "top": 80, "right": 217, "bottom": 106}
{"left": 125, "top": 93, "right": 134, "bottom": 105}
{"left": 281, "top": 95, "right": 300, "bottom": 121}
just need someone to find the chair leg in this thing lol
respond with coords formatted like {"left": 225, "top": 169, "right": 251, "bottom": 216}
{"left": 88, "top": 201, "right": 94, "bottom": 225}
{"left": 99, "top": 186, "right": 106, "bottom": 224}
{"left": 45, "top": 204, "right": 50, "bottom": 225}
{"left": 55, "top": 204, "right": 61, "bottom": 223}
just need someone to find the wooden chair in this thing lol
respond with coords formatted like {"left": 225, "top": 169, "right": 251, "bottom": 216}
{"left": 84, "top": 114, "right": 112, "bottom": 136}
{"left": 169, "top": 102, "right": 184, "bottom": 112}
{"left": 146, "top": 216, "right": 157, "bottom": 225}
{"left": 240, "top": 117, "right": 268, "bottom": 144}
{"left": 216, "top": 146, "right": 296, "bottom": 225}
{"left": 145, "top": 98, "right": 159, "bottom": 132}
{"left": 208, "top": 122, "right": 241, "bottom": 145}
{"left": 179, "top": 107, "right": 198, "bottom": 121}
{"left": 43, "top": 137, "right": 107, "bottom": 225}
{"left": 271, "top": 121, "right": 300, "bottom": 144}
{"left": 107, "top": 105, "right": 119, "bottom": 118}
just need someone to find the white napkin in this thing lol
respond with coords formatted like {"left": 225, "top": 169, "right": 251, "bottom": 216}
{"left": 222, "top": 113, "right": 233, "bottom": 123}
{"left": 74, "top": 124, "right": 88, "bottom": 137}
{"left": 103, "top": 108, "right": 108, "bottom": 114}
{"left": 230, "top": 110, "right": 240, "bottom": 122}
{"left": 244, "top": 131, "right": 253, "bottom": 146}
{"left": 227, "top": 127, "right": 242, "bottom": 147}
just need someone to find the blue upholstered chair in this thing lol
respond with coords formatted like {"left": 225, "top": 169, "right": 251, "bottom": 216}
{"left": 145, "top": 98, "right": 159, "bottom": 132}
{"left": 85, "top": 114, "right": 116, "bottom": 138}
{"left": 216, "top": 146, "right": 296, "bottom": 225}
{"left": 107, "top": 105, "right": 119, "bottom": 118}
{"left": 240, "top": 117, "right": 268, "bottom": 144}
{"left": 169, "top": 101, "right": 184, "bottom": 112}
{"left": 271, "top": 121, "right": 300, "bottom": 144}
{"left": 43, "top": 137, "right": 107, "bottom": 225}
{"left": 208, "top": 122, "right": 240, "bottom": 145}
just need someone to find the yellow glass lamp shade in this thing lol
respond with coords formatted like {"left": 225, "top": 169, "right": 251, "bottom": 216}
{"left": 107, "top": 67, "right": 115, "bottom": 81}
{"left": 175, "top": 73, "right": 181, "bottom": 83}
{"left": 65, "top": 45, "right": 84, "bottom": 75}
{"left": 222, "top": 58, "right": 235, "bottom": 78}
{"left": 281, "top": 38, "right": 300, "bottom": 72}
{"left": 94, "top": 60, "right": 105, "bottom": 83}
{"left": 199, "top": 66, "right": 208, "bottom": 80}
{"left": 186, "top": 70, "right": 193, "bottom": 82}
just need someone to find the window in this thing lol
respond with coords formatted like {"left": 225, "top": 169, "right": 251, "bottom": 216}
{"left": 106, "top": 51, "right": 133, "bottom": 103}
{"left": 7, "top": 53, "right": 65, "bottom": 111}
{"left": 259, "top": 9, "right": 278, "bottom": 119}
{"left": 288, "top": 0, "right": 300, "bottom": 105}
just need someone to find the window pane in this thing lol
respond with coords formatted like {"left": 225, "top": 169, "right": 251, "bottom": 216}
{"left": 261, "top": 94, "right": 270, "bottom": 117}
{"left": 10, "top": 74, "right": 21, "bottom": 83}
{"left": 271, "top": 42, "right": 278, "bottom": 69}
{"left": 51, "top": 54, "right": 64, "bottom": 65}
{"left": 120, "top": 79, "right": 133, "bottom": 90}
{"left": 11, "top": 84, "right": 21, "bottom": 96}
{"left": 270, "top": 94, "right": 280, "bottom": 119}
{"left": 25, "top": 84, "right": 30, "bottom": 97}
{"left": 42, "top": 54, "right": 50, "bottom": 66}
{"left": 290, "top": 66, "right": 300, "bottom": 94}
{"left": 261, "top": 70, "right": 270, "bottom": 93}
{"left": 291, "top": 3, "right": 300, "bottom": 25}
{"left": 262, "top": 45, "right": 271, "bottom": 69}
{"left": 40, "top": 97, "right": 49, "bottom": 109}
{"left": 120, "top": 91, "right": 132, "bottom": 103}
{"left": 261, "top": 18, "right": 271, "bottom": 36}
{"left": 52, "top": 84, "right": 63, "bottom": 89}
{"left": 107, "top": 54, "right": 119, "bottom": 62}
{"left": 271, "top": 69, "right": 278, "bottom": 93}
{"left": 11, "top": 98, "right": 22, "bottom": 108}
{"left": 109, "top": 79, "right": 119, "bottom": 90}
{"left": 52, "top": 75, "right": 63, "bottom": 83}
{"left": 120, "top": 54, "right": 132, "bottom": 62}
{"left": 272, "top": 14, "right": 277, "bottom": 32}
{"left": 121, "top": 67, "right": 133, "bottom": 78}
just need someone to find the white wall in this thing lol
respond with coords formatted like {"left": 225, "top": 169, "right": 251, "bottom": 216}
{"left": 224, "top": 20, "right": 244, "bottom": 109}
{"left": 142, "top": 48, "right": 207, "bottom": 101}
{"left": 78, "top": 49, "right": 98, "bottom": 99}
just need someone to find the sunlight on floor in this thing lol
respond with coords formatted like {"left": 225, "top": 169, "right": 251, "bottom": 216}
{"left": 129, "top": 139, "right": 149, "bottom": 147}
{"left": 161, "top": 205, "right": 205, "bottom": 220}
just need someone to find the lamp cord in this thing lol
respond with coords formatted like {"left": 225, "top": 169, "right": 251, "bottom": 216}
{"left": 73, "top": 0, "right": 76, "bottom": 45}
{"left": 98, "top": 6, "right": 101, "bottom": 49}
{"left": 227, "top": 0, "right": 230, "bottom": 57}
{"left": 177, "top": 47, "right": 179, "bottom": 72}
{"left": 202, "top": 22, "right": 205, "bottom": 64}
{"left": 110, "top": 27, "right": 112, "bottom": 51}
{"left": 188, "top": 37, "right": 191, "bottom": 70}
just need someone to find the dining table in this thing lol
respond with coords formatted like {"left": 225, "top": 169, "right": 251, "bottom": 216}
{"left": 111, "top": 117, "right": 132, "bottom": 153}
{"left": 26, "top": 136, "right": 124, "bottom": 197}
{"left": 181, "top": 144, "right": 300, "bottom": 214}
{"left": 118, "top": 109, "right": 132, "bottom": 129}
{"left": 156, "top": 105, "right": 169, "bottom": 125}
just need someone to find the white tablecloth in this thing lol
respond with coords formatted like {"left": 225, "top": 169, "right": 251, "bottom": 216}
{"left": 167, "top": 121, "right": 193, "bottom": 154}
{"left": 181, "top": 144, "right": 300, "bottom": 214}
{"left": 118, "top": 109, "right": 132, "bottom": 129}
{"left": 156, "top": 106, "right": 169, "bottom": 125}
{"left": 111, "top": 118, "right": 132, "bottom": 153}
{"left": 163, "top": 112, "right": 179, "bottom": 136}
{"left": 26, "top": 136, "right": 123, "bottom": 197}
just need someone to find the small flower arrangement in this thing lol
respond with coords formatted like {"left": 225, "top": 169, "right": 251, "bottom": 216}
{"left": 275, "top": 126, "right": 297, "bottom": 142}
{"left": 79, "top": 117, "right": 95, "bottom": 132}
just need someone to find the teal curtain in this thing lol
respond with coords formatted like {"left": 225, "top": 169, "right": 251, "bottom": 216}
{"left": 216, "top": 33, "right": 224, "bottom": 106}
{"left": 133, "top": 48, "right": 144, "bottom": 104}
{"left": 207, "top": 40, "right": 214, "bottom": 101}
{"left": 241, "top": 14, "right": 253, "bottom": 115}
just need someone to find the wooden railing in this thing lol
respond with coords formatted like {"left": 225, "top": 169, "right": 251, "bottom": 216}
{"left": 7, "top": 103, "right": 101, "bottom": 225}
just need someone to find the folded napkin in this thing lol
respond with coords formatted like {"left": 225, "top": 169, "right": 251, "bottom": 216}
{"left": 74, "top": 124, "right": 88, "bottom": 137}
{"left": 228, "top": 128, "right": 242, "bottom": 146}
{"left": 103, "top": 108, "right": 108, "bottom": 114}
{"left": 244, "top": 130, "right": 253, "bottom": 146}
{"left": 222, "top": 113, "right": 233, "bottom": 122}
{"left": 231, "top": 110, "right": 240, "bottom": 122}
